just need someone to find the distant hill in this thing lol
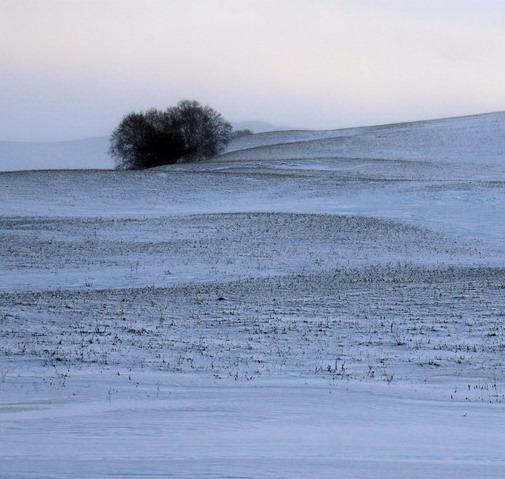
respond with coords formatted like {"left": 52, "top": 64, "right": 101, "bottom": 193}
{"left": 231, "top": 121, "right": 293, "bottom": 133}
{"left": 0, "top": 137, "right": 112, "bottom": 171}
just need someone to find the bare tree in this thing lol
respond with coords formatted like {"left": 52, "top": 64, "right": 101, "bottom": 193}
{"left": 167, "top": 100, "right": 233, "bottom": 160}
{"left": 109, "top": 113, "right": 151, "bottom": 170}
{"left": 109, "top": 101, "right": 232, "bottom": 169}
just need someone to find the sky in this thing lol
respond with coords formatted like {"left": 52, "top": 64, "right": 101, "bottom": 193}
{"left": 1, "top": 0, "right": 504, "bottom": 141}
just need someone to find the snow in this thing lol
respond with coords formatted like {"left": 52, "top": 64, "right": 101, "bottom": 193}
{"left": 2, "top": 378, "right": 504, "bottom": 479}
{"left": 1, "top": 112, "right": 505, "bottom": 478}
{"left": 223, "top": 112, "right": 505, "bottom": 167}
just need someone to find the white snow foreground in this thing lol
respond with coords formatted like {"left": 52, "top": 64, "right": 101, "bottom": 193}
{"left": 1, "top": 112, "right": 504, "bottom": 478}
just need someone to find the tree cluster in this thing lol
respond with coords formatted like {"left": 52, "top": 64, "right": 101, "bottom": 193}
{"left": 110, "top": 100, "right": 232, "bottom": 170}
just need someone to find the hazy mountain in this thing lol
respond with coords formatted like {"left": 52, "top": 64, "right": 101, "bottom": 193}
{"left": 231, "top": 121, "right": 294, "bottom": 133}
{"left": 0, "top": 137, "right": 112, "bottom": 171}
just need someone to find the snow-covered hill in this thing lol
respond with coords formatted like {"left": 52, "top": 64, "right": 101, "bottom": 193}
{"left": 226, "top": 111, "right": 505, "bottom": 161}
{"left": 220, "top": 111, "right": 505, "bottom": 176}
{"left": 1, "top": 112, "right": 504, "bottom": 479}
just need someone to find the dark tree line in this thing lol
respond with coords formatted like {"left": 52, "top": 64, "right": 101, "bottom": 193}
{"left": 109, "top": 100, "right": 233, "bottom": 170}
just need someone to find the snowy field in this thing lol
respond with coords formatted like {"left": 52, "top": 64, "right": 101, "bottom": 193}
{"left": 1, "top": 112, "right": 505, "bottom": 478}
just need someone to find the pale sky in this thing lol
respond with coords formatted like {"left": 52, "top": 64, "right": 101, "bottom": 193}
{"left": 1, "top": 0, "right": 504, "bottom": 141}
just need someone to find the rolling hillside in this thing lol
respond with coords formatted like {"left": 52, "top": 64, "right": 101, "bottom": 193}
{"left": 1, "top": 111, "right": 504, "bottom": 479}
